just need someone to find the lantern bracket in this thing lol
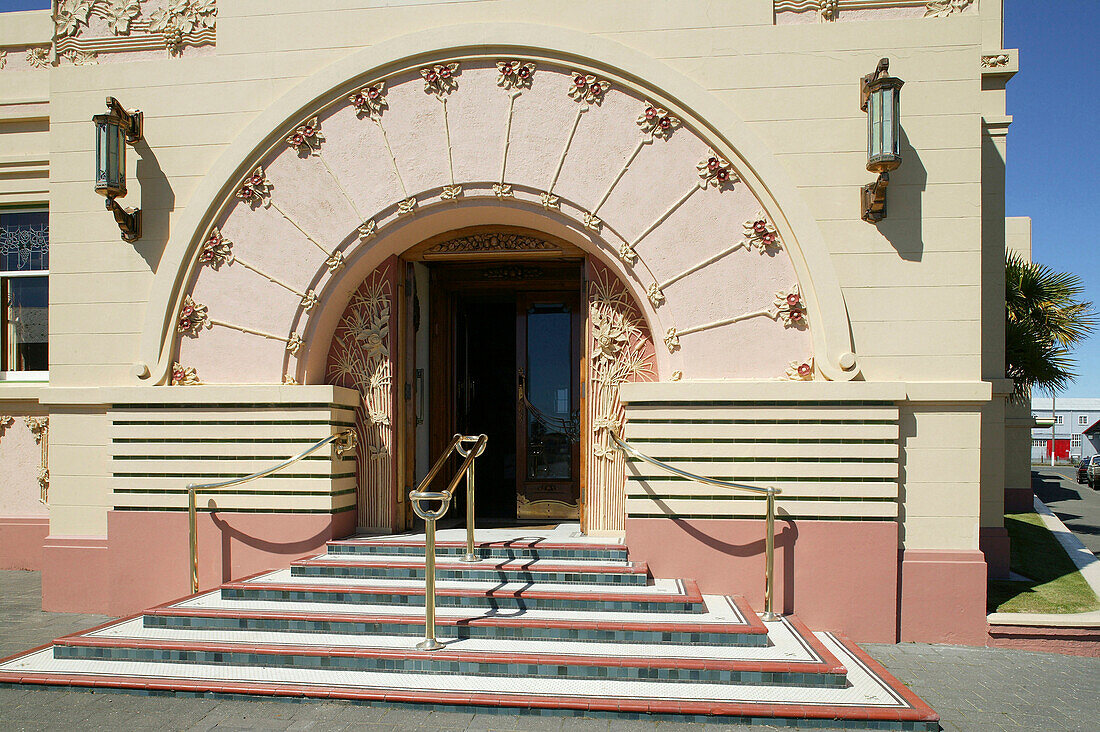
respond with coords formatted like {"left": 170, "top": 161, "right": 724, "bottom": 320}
{"left": 106, "top": 96, "right": 143, "bottom": 144}
{"left": 860, "top": 58, "right": 891, "bottom": 112}
{"left": 106, "top": 196, "right": 141, "bottom": 243}
{"left": 861, "top": 171, "right": 889, "bottom": 224}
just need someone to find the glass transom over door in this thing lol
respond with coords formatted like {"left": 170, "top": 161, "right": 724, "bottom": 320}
{"left": 516, "top": 293, "right": 581, "bottom": 520}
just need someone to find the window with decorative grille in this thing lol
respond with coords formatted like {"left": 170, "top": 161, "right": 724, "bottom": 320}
{"left": 0, "top": 210, "right": 48, "bottom": 376}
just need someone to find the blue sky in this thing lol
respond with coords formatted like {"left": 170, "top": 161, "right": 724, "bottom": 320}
{"left": 1005, "top": 1, "right": 1099, "bottom": 399}
{"left": 2, "top": 0, "right": 1095, "bottom": 394}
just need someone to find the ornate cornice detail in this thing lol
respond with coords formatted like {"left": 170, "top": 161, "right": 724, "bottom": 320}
{"left": 423, "top": 233, "right": 559, "bottom": 257}
{"left": 496, "top": 60, "right": 535, "bottom": 90}
{"left": 925, "top": 0, "right": 971, "bottom": 17}
{"left": 981, "top": 54, "right": 1011, "bottom": 68}
{"left": 54, "top": 1, "right": 217, "bottom": 60}
{"left": 286, "top": 117, "right": 324, "bottom": 156}
{"left": 421, "top": 62, "right": 459, "bottom": 96}
{"left": 636, "top": 101, "right": 680, "bottom": 139}
{"left": 170, "top": 362, "right": 201, "bottom": 385}
{"left": 568, "top": 71, "right": 610, "bottom": 105}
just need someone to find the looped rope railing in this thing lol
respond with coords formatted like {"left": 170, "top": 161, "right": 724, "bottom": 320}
{"left": 407, "top": 432, "right": 488, "bottom": 650}
{"left": 610, "top": 428, "right": 781, "bottom": 621}
{"left": 186, "top": 429, "right": 358, "bottom": 594}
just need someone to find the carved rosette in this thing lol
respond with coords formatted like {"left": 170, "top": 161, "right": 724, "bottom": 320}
{"left": 397, "top": 197, "right": 417, "bottom": 216}
{"left": 496, "top": 60, "right": 535, "bottom": 90}
{"left": 492, "top": 183, "right": 514, "bottom": 199}
{"left": 786, "top": 357, "right": 814, "bottom": 381}
{"left": 697, "top": 152, "right": 739, "bottom": 189}
{"left": 235, "top": 167, "right": 272, "bottom": 207}
{"left": 587, "top": 267, "right": 655, "bottom": 532}
{"left": 349, "top": 82, "right": 387, "bottom": 119}
{"left": 539, "top": 191, "right": 560, "bottom": 210}
{"left": 743, "top": 213, "right": 782, "bottom": 254}
{"left": 568, "top": 71, "right": 611, "bottom": 105}
{"left": 646, "top": 283, "right": 665, "bottom": 308}
{"left": 421, "top": 63, "right": 459, "bottom": 96}
{"left": 441, "top": 185, "right": 463, "bottom": 200}
{"left": 582, "top": 212, "right": 602, "bottom": 232}
{"left": 664, "top": 327, "right": 681, "bottom": 353}
{"left": 176, "top": 295, "right": 209, "bottom": 336}
{"left": 286, "top": 117, "right": 324, "bottom": 155}
{"left": 170, "top": 362, "right": 201, "bottom": 385}
{"left": 198, "top": 227, "right": 232, "bottom": 269}
{"left": 358, "top": 219, "right": 377, "bottom": 241}
{"left": 636, "top": 101, "right": 681, "bottom": 139}
{"left": 774, "top": 285, "right": 807, "bottom": 327}
{"left": 327, "top": 266, "right": 395, "bottom": 529}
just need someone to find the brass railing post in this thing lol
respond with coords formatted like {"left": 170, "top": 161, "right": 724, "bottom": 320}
{"left": 455, "top": 435, "right": 487, "bottom": 563}
{"left": 761, "top": 487, "right": 779, "bottom": 621}
{"left": 188, "top": 486, "right": 199, "bottom": 594}
{"left": 418, "top": 515, "right": 444, "bottom": 650}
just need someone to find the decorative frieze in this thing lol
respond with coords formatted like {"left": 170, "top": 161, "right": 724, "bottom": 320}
{"left": 423, "top": 233, "right": 559, "bottom": 257}
{"left": 981, "top": 54, "right": 1011, "bottom": 68}
{"left": 26, "top": 47, "right": 51, "bottom": 68}
{"left": 925, "top": 0, "right": 971, "bottom": 18}
{"left": 53, "top": 0, "right": 217, "bottom": 61}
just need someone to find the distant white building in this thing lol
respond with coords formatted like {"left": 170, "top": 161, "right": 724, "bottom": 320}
{"left": 1031, "top": 398, "right": 1100, "bottom": 461}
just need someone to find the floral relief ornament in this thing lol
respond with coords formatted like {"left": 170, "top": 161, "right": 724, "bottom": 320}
{"left": 105, "top": 0, "right": 141, "bottom": 35}
{"left": 743, "top": 213, "right": 782, "bottom": 254}
{"left": 236, "top": 166, "right": 272, "bottom": 208}
{"left": 177, "top": 295, "right": 210, "bottom": 336}
{"left": 55, "top": 0, "right": 93, "bottom": 38}
{"left": 199, "top": 227, "right": 232, "bottom": 269}
{"left": 286, "top": 117, "right": 324, "bottom": 155}
{"left": 421, "top": 63, "right": 459, "bottom": 96}
{"left": 568, "top": 71, "right": 611, "bottom": 105}
{"left": 774, "top": 285, "right": 807, "bottom": 327}
{"left": 0, "top": 51, "right": 6, "bottom": 70}
{"left": 26, "top": 47, "right": 51, "bottom": 69}
{"left": 786, "top": 357, "right": 814, "bottom": 381}
{"left": 497, "top": 60, "right": 536, "bottom": 90}
{"left": 925, "top": 0, "right": 971, "bottom": 18}
{"left": 636, "top": 102, "right": 680, "bottom": 139}
{"left": 171, "top": 362, "right": 201, "bottom": 385}
{"left": 697, "top": 152, "right": 739, "bottom": 189}
{"left": 349, "top": 82, "right": 387, "bottom": 119}
{"left": 149, "top": 0, "right": 218, "bottom": 55}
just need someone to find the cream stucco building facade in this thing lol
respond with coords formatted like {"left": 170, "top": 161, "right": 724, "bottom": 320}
{"left": 0, "top": 0, "right": 1022, "bottom": 645}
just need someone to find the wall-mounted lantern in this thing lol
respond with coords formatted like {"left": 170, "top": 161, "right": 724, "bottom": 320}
{"left": 93, "top": 96, "right": 143, "bottom": 242}
{"left": 860, "top": 58, "right": 903, "bottom": 223}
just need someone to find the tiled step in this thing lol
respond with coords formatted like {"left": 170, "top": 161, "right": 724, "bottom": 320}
{"left": 52, "top": 615, "right": 846, "bottom": 688}
{"left": 0, "top": 631, "right": 938, "bottom": 730}
{"left": 222, "top": 570, "right": 706, "bottom": 613}
{"left": 145, "top": 591, "right": 769, "bottom": 646}
{"left": 289, "top": 556, "right": 649, "bottom": 586}
{"left": 327, "top": 538, "right": 628, "bottom": 563}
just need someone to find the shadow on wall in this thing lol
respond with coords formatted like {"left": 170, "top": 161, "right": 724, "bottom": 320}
{"left": 133, "top": 138, "right": 175, "bottom": 272}
{"left": 875, "top": 128, "right": 926, "bottom": 262}
{"left": 209, "top": 507, "right": 336, "bottom": 584}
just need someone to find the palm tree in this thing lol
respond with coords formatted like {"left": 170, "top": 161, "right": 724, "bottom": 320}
{"left": 1005, "top": 251, "right": 1096, "bottom": 400}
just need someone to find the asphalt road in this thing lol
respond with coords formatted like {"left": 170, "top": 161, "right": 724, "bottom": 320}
{"left": 1032, "top": 466, "right": 1100, "bottom": 557}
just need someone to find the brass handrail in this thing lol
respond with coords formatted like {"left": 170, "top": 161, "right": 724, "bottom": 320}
{"left": 408, "top": 433, "right": 488, "bottom": 650}
{"left": 186, "top": 429, "right": 358, "bottom": 594}
{"left": 611, "top": 429, "right": 781, "bottom": 621}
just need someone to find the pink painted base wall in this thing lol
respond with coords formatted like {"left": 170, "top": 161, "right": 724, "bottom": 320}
{"left": 625, "top": 517, "right": 900, "bottom": 643}
{"left": 899, "top": 549, "right": 989, "bottom": 645}
{"left": 0, "top": 516, "right": 49, "bottom": 570}
{"left": 988, "top": 624, "right": 1100, "bottom": 658}
{"left": 41, "top": 510, "right": 357, "bottom": 616}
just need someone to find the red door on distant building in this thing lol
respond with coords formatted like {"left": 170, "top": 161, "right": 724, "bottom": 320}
{"left": 1045, "top": 439, "right": 1071, "bottom": 459}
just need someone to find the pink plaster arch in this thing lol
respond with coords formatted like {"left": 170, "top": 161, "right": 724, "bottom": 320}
{"left": 143, "top": 25, "right": 858, "bottom": 386}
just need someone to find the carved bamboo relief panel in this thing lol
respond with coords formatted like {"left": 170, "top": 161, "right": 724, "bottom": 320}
{"left": 585, "top": 264, "right": 656, "bottom": 533}
{"left": 326, "top": 262, "right": 397, "bottom": 530}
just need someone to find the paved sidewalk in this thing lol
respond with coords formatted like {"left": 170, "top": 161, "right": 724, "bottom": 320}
{"left": 2, "top": 570, "right": 1098, "bottom": 731}
{"left": 1032, "top": 467, "right": 1100, "bottom": 556}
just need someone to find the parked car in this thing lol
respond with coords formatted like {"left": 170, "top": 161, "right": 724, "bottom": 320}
{"left": 1089, "top": 458, "right": 1100, "bottom": 489}
{"left": 1077, "top": 456, "right": 1094, "bottom": 484}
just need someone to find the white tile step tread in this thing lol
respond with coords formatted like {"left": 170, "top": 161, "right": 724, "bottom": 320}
{"left": 1, "top": 634, "right": 908, "bottom": 710}
{"left": 85, "top": 617, "right": 813, "bottom": 663}
{"left": 241, "top": 569, "right": 679, "bottom": 594}
{"left": 180, "top": 590, "right": 742, "bottom": 625}
{"left": 302, "top": 553, "right": 636, "bottom": 569}
{"left": 346, "top": 525, "right": 622, "bottom": 545}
